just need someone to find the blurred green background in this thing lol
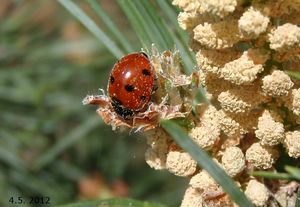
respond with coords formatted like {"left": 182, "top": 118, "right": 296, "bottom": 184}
{"left": 0, "top": 0, "right": 189, "bottom": 206}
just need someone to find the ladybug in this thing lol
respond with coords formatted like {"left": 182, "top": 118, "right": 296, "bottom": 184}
{"left": 108, "top": 52, "right": 155, "bottom": 120}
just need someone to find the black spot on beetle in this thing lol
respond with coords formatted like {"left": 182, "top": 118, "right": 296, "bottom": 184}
{"left": 125, "top": 84, "right": 135, "bottom": 92}
{"left": 140, "top": 95, "right": 146, "bottom": 101}
{"left": 142, "top": 69, "right": 151, "bottom": 76}
{"left": 110, "top": 76, "right": 115, "bottom": 84}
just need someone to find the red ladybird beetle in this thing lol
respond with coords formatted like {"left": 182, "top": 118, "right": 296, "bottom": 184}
{"left": 108, "top": 52, "right": 155, "bottom": 119}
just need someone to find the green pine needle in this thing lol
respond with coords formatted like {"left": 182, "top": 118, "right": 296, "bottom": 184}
{"left": 58, "top": 0, "right": 124, "bottom": 58}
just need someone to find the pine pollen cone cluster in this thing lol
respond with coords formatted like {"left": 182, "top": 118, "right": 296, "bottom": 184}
{"left": 166, "top": 0, "right": 300, "bottom": 206}
{"left": 83, "top": 0, "right": 300, "bottom": 206}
